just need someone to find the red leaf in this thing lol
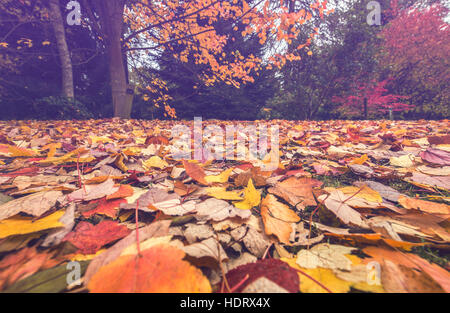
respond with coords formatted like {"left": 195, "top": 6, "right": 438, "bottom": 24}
{"left": 63, "top": 221, "right": 130, "bottom": 254}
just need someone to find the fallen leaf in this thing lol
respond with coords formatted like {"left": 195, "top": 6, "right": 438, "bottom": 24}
{"left": 260, "top": 194, "right": 300, "bottom": 244}
{"left": 319, "top": 190, "right": 369, "bottom": 228}
{"left": 63, "top": 220, "right": 130, "bottom": 254}
{"left": 234, "top": 179, "right": 261, "bottom": 210}
{"left": 223, "top": 258, "right": 299, "bottom": 293}
{"left": 0, "top": 190, "right": 63, "bottom": 221}
{"left": 68, "top": 179, "right": 118, "bottom": 202}
{"left": 398, "top": 195, "right": 450, "bottom": 215}
{"left": 268, "top": 177, "right": 321, "bottom": 210}
{"left": 195, "top": 198, "right": 251, "bottom": 222}
{"left": 0, "top": 210, "right": 65, "bottom": 239}
{"left": 88, "top": 244, "right": 211, "bottom": 293}
{"left": 183, "top": 160, "right": 208, "bottom": 185}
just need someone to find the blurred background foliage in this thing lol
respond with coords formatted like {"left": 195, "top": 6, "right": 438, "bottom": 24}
{"left": 0, "top": 0, "right": 448, "bottom": 120}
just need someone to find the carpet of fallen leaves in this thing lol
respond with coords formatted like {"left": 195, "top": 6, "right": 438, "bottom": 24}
{"left": 0, "top": 119, "right": 449, "bottom": 293}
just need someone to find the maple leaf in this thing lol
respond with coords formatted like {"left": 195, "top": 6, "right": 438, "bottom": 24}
{"left": 233, "top": 179, "right": 261, "bottom": 210}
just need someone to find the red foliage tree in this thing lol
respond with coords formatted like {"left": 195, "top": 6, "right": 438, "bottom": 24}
{"left": 333, "top": 78, "right": 412, "bottom": 119}
{"left": 379, "top": 2, "right": 450, "bottom": 94}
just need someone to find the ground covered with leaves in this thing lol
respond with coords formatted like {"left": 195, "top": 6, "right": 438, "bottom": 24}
{"left": 0, "top": 119, "right": 449, "bottom": 293}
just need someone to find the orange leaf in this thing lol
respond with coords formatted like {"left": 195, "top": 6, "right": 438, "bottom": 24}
{"left": 268, "top": 177, "right": 322, "bottom": 210}
{"left": 106, "top": 185, "right": 134, "bottom": 200}
{"left": 261, "top": 194, "right": 300, "bottom": 244}
{"left": 87, "top": 244, "right": 211, "bottom": 293}
{"left": 182, "top": 160, "right": 208, "bottom": 185}
{"left": 82, "top": 198, "right": 126, "bottom": 219}
{"left": 398, "top": 195, "right": 450, "bottom": 215}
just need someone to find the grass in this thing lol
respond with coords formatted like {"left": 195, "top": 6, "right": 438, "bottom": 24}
{"left": 411, "top": 245, "right": 449, "bottom": 269}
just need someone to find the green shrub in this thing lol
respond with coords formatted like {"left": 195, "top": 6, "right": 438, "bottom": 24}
{"left": 34, "top": 96, "right": 94, "bottom": 120}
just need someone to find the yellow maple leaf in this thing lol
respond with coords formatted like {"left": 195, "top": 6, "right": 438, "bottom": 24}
{"left": 233, "top": 179, "right": 261, "bottom": 210}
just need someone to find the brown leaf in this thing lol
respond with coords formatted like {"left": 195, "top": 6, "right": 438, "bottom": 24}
{"left": 268, "top": 177, "right": 322, "bottom": 210}
{"left": 0, "top": 190, "right": 63, "bottom": 221}
{"left": 182, "top": 160, "right": 208, "bottom": 185}
{"left": 261, "top": 194, "right": 300, "bottom": 244}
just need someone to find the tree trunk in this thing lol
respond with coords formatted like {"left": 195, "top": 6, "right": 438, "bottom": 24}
{"left": 101, "top": 0, "right": 131, "bottom": 118}
{"left": 363, "top": 98, "right": 368, "bottom": 120}
{"left": 49, "top": 0, "right": 74, "bottom": 99}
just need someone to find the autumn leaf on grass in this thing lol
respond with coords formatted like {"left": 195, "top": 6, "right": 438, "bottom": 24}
{"left": 354, "top": 181, "right": 402, "bottom": 202}
{"left": 349, "top": 154, "right": 368, "bottom": 165}
{"left": 82, "top": 197, "right": 126, "bottom": 219}
{"left": 63, "top": 220, "right": 130, "bottom": 255}
{"left": 260, "top": 194, "right": 300, "bottom": 244}
{"left": 87, "top": 244, "right": 211, "bottom": 293}
{"left": 406, "top": 172, "right": 450, "bottom": 191}
{"left": 0, "top": 210, "right": 65, "bottom": 239}
{"left": 337, "top": 185, "right": 383, "bottom": 203}
{"left": 398, "top": 195, "right": 450, "bottom": 215}
{"left": 223, "top": 258, "right": 299, "bottom": 293}
{"left": 318, "top": 190, "right": 369, "bottom": 228}
{"left": 11, "top": 145, "right": 38, "bottom": 157}
{"left": 233, "top": 179, "right": 261, "bottom": 210}
{"left": 323, "top": 232, "right": 425, "bottom": 252}
{"left": 182, "top": 160, "right": 208, "bottom": 185}
{"left": 0, "top": 190, "right": 63, "bottom": 221}
{"left": 145, "top": 135, "right": 170, "bottom": 146}
{"left": 205, "top": 168, "right": 233, "bottom": 184}
{"left": 268, "top": 177, "right": 322, "bottom": 210}
{"left": 390, "top": 154, "right": 415, "bottom": 168}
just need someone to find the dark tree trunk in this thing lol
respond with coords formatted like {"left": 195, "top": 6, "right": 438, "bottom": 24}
{"left": 363, "top": 97, "right": 368, "bottom": 119}
{"left": 49, "top": 0, "right": 74, "bottom": 99}
{"left": 100, "top": 0, "right": 131, "bottom": 118}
